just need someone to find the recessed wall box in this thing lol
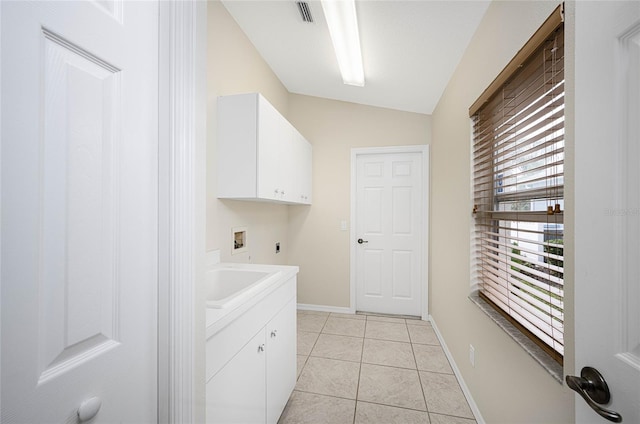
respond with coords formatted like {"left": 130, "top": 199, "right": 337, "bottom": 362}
{"left": 232, "top": 226, "right": 248, "bottom": 255}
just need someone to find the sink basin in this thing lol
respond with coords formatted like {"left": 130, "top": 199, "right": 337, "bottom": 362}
{"left": 206, "top": 268, "right": 281, "bottom": 309}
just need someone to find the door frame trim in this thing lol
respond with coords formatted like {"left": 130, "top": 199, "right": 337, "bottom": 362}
{"left": 158, "top": 1, "right": 207, "bottom": 422}
{"left": 349, "top": 145, "right": 430, "bottom": 320}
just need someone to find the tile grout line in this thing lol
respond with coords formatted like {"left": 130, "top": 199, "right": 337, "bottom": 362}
{"left": 296, "top": 313, "right": 330, "bottom": 382}
{"left": 408, "top": 319, "right": 431, "bottom": 417}
{"left": 291, "top": 388, "right": 357, "bottom": 402}
{"left": 294, "top": 312, "right": 472, "bottom": 423}
{"left": 352, "top": 318, "right": 367, "bottom": 424}
{"left": 309, "top": 313, "right": 330, "bottom": 355}
{"left": 291, "top": 389, "right": 471, "bottom": 418}
{"left": 353, "top": 399, "right": 433, "bottom": 414}
{"left": 288, "top": 389, "right": 476, "bottom": 423}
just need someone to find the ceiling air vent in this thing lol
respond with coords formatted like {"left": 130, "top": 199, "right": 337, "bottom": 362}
{"left": 296, "top": 1, "right": 314, "bottom": 23}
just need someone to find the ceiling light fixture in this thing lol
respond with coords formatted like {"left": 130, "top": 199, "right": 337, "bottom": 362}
{"left": 321, "top": 0, "right": 365, "bottom": 87}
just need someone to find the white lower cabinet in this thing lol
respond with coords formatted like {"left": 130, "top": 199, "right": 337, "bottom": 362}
{"left": 206, "top": 287, "right": 296, "bottom": 424}
{"left": 266, "top": 300, "right": 296, "bottom": 424}
{"left": 206, "top": 330, "right": 266, "bottom": 424}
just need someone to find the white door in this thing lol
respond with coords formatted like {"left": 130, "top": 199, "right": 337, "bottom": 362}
{"left": 1, "top": 1, "right": 158, "bottom": 422}
{"left": 353, "top": 148, "right": 427, "bottom": 316}
{"left": 572, "top": 1, "right": 640, "bottom": 422}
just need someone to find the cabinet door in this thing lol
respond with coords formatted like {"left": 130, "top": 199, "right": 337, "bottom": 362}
{"left": 278, "top": 120, "right": 295, "bottom": 203}
{"left": 290, "top": 130, "right": 312, "bottom": 205}
{"left": 265, "top": 299, "right": 297, "bottom": 424}
{"left": 207, "top": 331, "right": 266, "bottom": 424}
{"left": 290, "top": 129, "right": 303, "bottom": 203}
{"left": 217, "top": 94, "right": 260, "bottom": 199}
{"left": 299, "top": 137, "right": 312, "bottom": 204}
{"left": 257, "top": 98, "right": 282, "bottom": 201}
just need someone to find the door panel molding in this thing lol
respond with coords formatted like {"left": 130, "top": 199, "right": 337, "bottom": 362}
{"left": 616, "top": 21, "right": 640, "bottom": 365}
{"left": 1, "top": 1, "right": 158, "bottom": 421}
{"left": 350, "top": 145, "right": 429, "bottom": 319}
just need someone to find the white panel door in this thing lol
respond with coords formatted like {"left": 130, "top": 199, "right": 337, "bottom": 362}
{"left": 1, "top": 1, "right": 158, "bottom": 422}
{"left": 355, "top": 151, "right": 424, "bottom": 316}
{"left": 572, "top": 1, "right": 640, "bottom": 422}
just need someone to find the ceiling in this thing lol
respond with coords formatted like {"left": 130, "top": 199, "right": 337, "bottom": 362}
{"left": 221, "top": 0, "right": 491, "bottom": 115}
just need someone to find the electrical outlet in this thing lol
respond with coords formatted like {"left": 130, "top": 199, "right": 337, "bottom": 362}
{"left": 469, "top": 344, "right": 475, "bottom": 368}
{"left": 275, "top": 242, "right": 280, "bottom": 254}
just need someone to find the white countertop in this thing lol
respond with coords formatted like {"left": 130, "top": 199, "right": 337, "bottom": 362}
{"left": 205, "top": 263, "right": 298, "bottom": 338}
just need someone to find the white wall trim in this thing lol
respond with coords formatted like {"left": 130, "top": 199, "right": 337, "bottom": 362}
{"left": 206, "top": 249, "right": 221, "bottom": 268}
{"left": 429, "top": 315, "right": 485, "bottom": 424}
{"left": 349, "top": 145, "right": 430, "bottom": 320}
{"left": 0, "top": 1, "right": 3, "bottom": 415}
{"left": 297, "top": 303, "right": 354, "bottom": 314}
{"left": 158, "top": 1, "right": 206, "bottom": 422}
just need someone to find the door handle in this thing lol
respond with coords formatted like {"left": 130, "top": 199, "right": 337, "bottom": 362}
{"left": 357, "top": 238, "right": 368, "bottom": 244}
{"left": 77, "top": 397, "right": 102, "bottom": 422}
{"left": 566, "top": 367, "right": 622, "bottom": 423}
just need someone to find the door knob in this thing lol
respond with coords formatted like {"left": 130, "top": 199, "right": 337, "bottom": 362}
{"left": 566, "top": 367, "right": 622, "bottom": 423}
{"left": 77, "top": 397, "right": 102, "bottom": 422}
{"left": 357, "top": 238, "right": 368, "bottom": 244}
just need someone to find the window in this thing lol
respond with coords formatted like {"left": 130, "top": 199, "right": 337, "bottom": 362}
{"left": 470, "top": 8, "right": 564, "bottom": 364}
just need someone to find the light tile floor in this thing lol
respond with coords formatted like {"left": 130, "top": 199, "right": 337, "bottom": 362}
{"left": 279, "top": 311, "right": 477, "bottom": 424}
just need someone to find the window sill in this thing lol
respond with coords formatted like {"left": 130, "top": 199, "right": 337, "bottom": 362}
{"left": 468, "top": 292, "right": 563, "bottom": 384}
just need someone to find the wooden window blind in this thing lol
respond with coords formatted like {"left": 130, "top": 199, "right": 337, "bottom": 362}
{"left": 471, "top": 9, "right": 565, "bottom": 363}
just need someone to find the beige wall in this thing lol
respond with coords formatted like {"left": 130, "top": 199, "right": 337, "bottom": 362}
{"left": 206, "top": 0, "right": 574, "bottom": 422}
{"left": 207, "top": 0, "right": 291, "bottom": 266}
{"left": 430, "top": 1, "right": 574, "bottom": 423}
{"left": 287, "top": 94, "right": 431, "bottom": 307}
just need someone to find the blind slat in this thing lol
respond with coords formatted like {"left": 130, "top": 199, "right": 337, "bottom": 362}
{"left": 481, "top": 288, "right": 564, "bottom": 351}
{"left": 482, "top": 243, "right": 564, "bottom": 274}
{"left": 474, "top": 210, "right": 564, "bottom": 224}
{"left": 472, "top": 20, "right": 565, "bottom": 361}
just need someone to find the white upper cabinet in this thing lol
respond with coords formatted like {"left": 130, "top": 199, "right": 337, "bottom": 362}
{"left": 218, "top": 93, "right": 312, "bottom": 205}
{"left": 291, "top": 128, "right": 312, "bottom": 205}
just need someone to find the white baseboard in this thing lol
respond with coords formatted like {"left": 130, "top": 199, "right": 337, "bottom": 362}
{"left": 429, "top": 315, "right": 485, "bottom": 424}
{"left": 297, "top": 303, "right": 354, "bottom": 314}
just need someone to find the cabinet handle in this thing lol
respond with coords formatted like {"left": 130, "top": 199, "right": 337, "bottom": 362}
{"left": 258, "top": 344, "right": 265, "bottom": 353}
{"left": 271, "top": 330, "right": 277, "bottom": 338}
{"left": 274, "top": 189, "right": 279, "bottom": 194}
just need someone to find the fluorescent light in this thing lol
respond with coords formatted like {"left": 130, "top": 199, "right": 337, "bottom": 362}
{"left": 321, "top": 0, "right": 365, "bottom": 87}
